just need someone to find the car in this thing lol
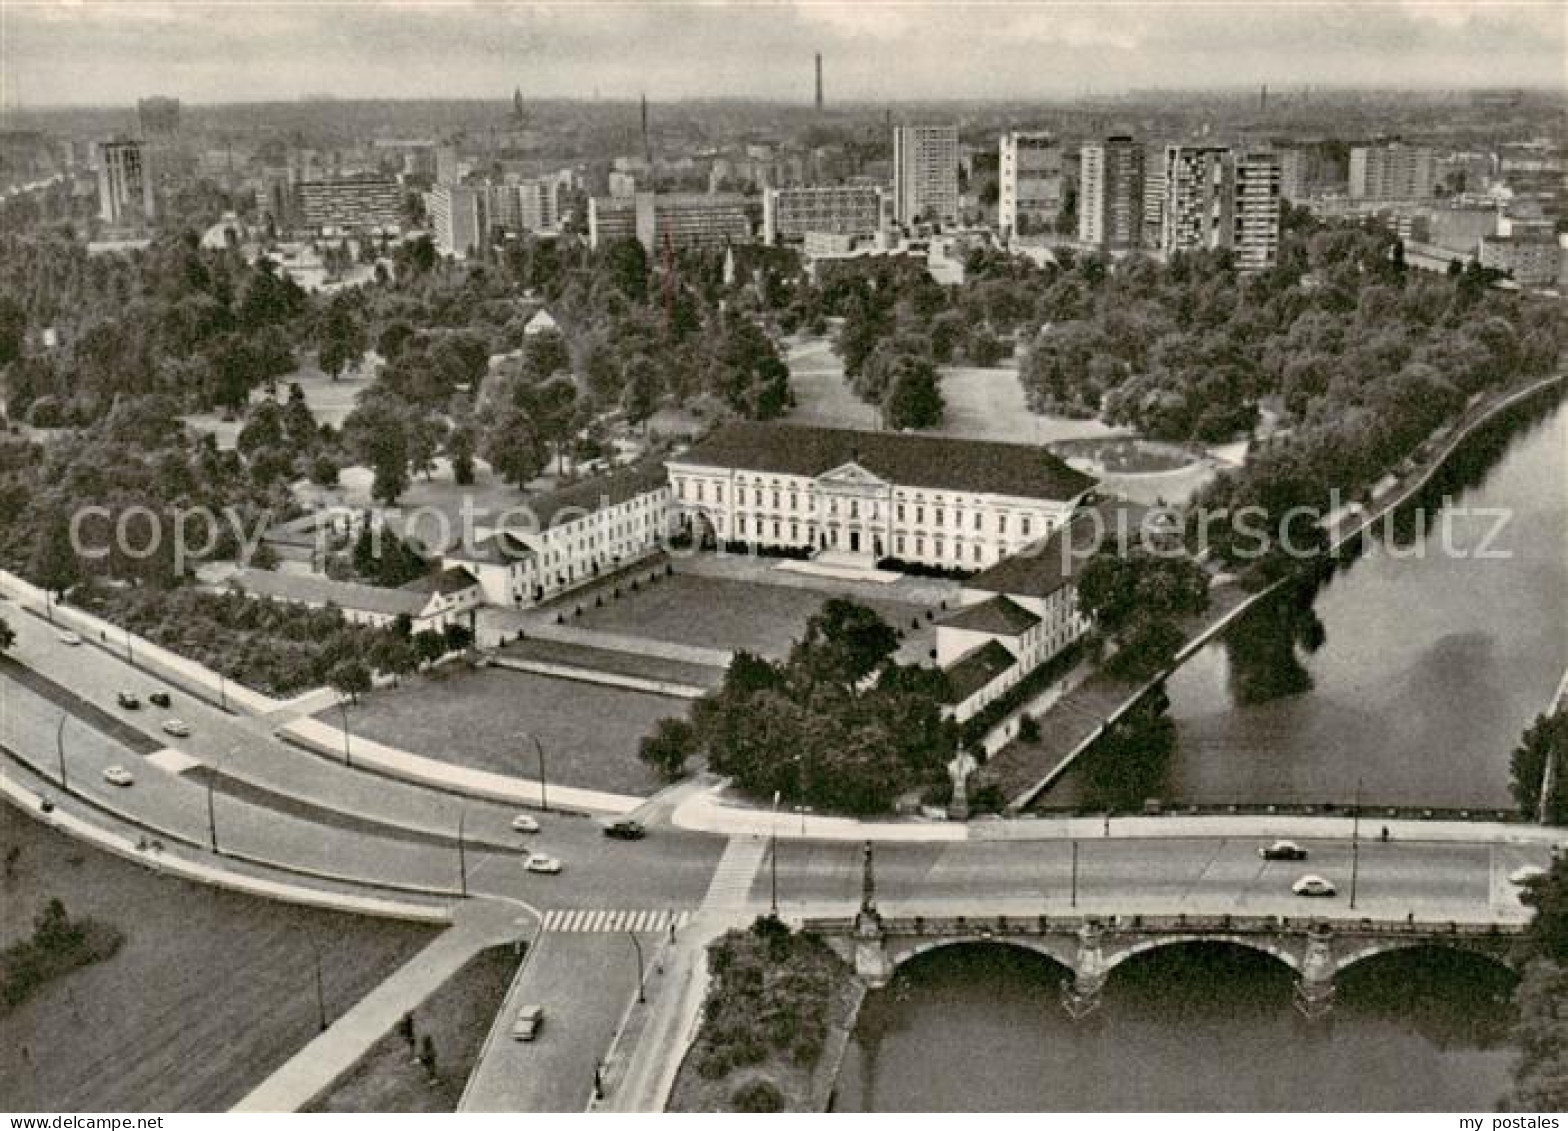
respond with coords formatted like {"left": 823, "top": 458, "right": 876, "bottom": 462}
{"left": 1508, "top": 865, "right": 1548, "bottom": 886}
{"left": 57, "top": 631, "right": 82, "bottom": 646}
{"left": 116, "top": 690, "right": 142, "bottom": 710}
{"left": 161, "top": 718, "right": 192, "bottom": 738}
{"left": 511, "top": 1004, "right": 544, "bottom": 1041}
{"left": 1292, "top": 874, "right": 1337, "bottom": 898}
{"left": 603, "top": 819, "right": 646, "bottom": 841}
{"left": 1259, "top": 840, "right": 1307, "bottom": 861}
{"left": 101, "top": 765, "right": 135, "bottom": 787}
{"left": 523, "top": 853, "right": 562, "bottom": 875}
{"left": 148, "top": 690, "right": 172, "bottom": 709}
{"left": 511, "top": 814, "right": 541, "bottom": 834}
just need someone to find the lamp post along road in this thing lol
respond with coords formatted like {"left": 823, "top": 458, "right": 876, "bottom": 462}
{"left": 457, "top": 809, "right": 468, "bottom": 897}
{"left": 1070, "top": 840, "right": 1079, "bottom": 908}
{"left": 55, "top": 712, "right": 68, "bottom": 791}
{"left": 527, "top": 734, "right": 549, "bottom": 812}
{"left": 1350, "top": 777, "right": 1363, "bottom": 910}
{"left": 337, "top": 699, "right": 352, "bottom": 768}
{"left": 627, "top": 932, "right": 646, "bottom": 1004}
{"left": 770, "top": 789, "right": 780, "bottom": 915}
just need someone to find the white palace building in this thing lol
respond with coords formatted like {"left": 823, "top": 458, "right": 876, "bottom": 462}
{"left": 664, "top": 423, "right": 1096, "bottom": 572}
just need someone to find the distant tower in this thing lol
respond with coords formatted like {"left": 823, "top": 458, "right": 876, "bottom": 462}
{"left": 512, "top": 87, "right": 525, "bottom": 123}
{"left": 1260, "top": 83, "right": 1268, "bottom": 111}
{"left": 640, "top": 93, "right": 651, "bottom": 166}
{"left": 815, "top": 53, "right": 823, "bottom": 111}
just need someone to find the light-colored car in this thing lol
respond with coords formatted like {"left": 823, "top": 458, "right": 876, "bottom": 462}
{"left": 1508, "top": 865, "right": 1548, "bottom": 886}
{"left": 1292, "top": 874, "right": 1337, "bottom": 898}
{"left": 102, "top": 765, "right": 135, "bottom": 787}
{"left": 523, "top": 853, "right": 562, "bottom": 875}
{"left": 511, "top": 814, "right": 541, "bottom": 834}
{"left": 511, "top": 1004, "right": 544, "bottom": 1041}
{"left": 161, "top": 718, "right": 192, "bottom": 738}
{"left": 57, "top": 631, "right": 82, "bottom": 646}
{"left": 1259, "top": 840, "right": 1307, "bottom": 861}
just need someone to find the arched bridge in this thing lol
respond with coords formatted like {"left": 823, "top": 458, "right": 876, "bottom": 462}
{"left": 803, "top": 909, "right": 1523, "bottom": 1020}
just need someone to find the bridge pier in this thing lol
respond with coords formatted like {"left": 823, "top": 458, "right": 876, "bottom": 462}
{"left": 1061, "top": 920, "right": 1106, "bottom": 1020}
{"left": 1292, "top": 922, "right": 1336, "bottom": 1020}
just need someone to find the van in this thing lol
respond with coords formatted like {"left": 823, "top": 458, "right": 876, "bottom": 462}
{"left": 511, "top": 1004, "right": 544, "bottom": 1041}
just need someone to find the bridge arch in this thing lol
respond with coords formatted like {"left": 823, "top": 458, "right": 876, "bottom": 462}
{"left": 888, "top": 935, "right": 1078, "bottom": 976}
{"left": 1102, "top": 934, "right": 1303, "bottom": 976}
{"left": 1333, "top": 938, "right": 1518, "bottom": 979}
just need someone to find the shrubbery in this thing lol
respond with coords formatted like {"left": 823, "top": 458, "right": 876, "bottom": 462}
{"left": 1, "top": 899, "right": 124, "bottom": 1013}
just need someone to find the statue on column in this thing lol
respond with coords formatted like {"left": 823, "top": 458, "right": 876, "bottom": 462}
{"left": 853, "top": 839, "right": 890, "bottom": 986}
{"left": 1062, "top": 918, "right": 1106, "bottom": 1020}
{"left": 859, "top": 839, "right": 877, "bottom": 917}
{"left": 946, "top": 748, "right": 979, "bottom": 821}
{"left": 1293, "top": 921, "right": 1336, "bottom": 1020}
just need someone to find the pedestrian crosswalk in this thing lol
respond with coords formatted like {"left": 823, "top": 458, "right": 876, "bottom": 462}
{"left": 539, "top": 908, "right": 693, "bottom": 934}
{"left": 701, "top": 836, "right": 768, "bottom": 911}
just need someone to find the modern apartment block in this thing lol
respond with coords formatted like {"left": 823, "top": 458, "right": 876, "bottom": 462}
{"left": 1277, "top": 147, "right": 1308, "bottom": 201}
{"left": 892, "top": 124, "right": 960, "bottom": 226}
{"left": 1078, "top": 136, "right": 1145, "bottom": 251}
{"left": 1159, "top": 145, "right": 1281, "bottom": 272}
{"left": 429, "top": 179, "right": 563, "bottom": 258}
{"left": 998, "top": 131, "right": 1066, "bottom": 240}
{"left": 761, "top": 184, "right": 885, "bottom": 245}
{"left": 1349, "top": 142, "right": 1436, "bottom": 201}
{"left": 97, "top": 139, "right": 157, "bottom": 226}
{"left": 297, "top": 177, "right": 403, "bottom": 232}
{"left": 1230, "top": 150, "right": 1283, "bottom": 273}
{"left": 587, "top": 192, "right": 752, "bottom": 252}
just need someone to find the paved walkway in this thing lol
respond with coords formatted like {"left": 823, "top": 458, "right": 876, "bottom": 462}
{"left": 233, "top": 899, "right": 529, "bottom": 1113}
{"left": 670, "top": 782, "right": 1568, "bottom": 847}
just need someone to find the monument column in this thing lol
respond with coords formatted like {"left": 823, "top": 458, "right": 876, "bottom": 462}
{"left": 853, "top": 840, "right": 891, "bottom": 988}
{"left": 1293, "top": 921, "right": 1336, "bottom": 1019}
{"left": 1061, "top": 919, "right": 1106, "bottom": 1020}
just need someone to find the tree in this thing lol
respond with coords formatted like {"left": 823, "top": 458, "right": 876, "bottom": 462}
{"left": 0, "top": 615, "right": 14, "bottom": 652}
{"left": 882, "top": 357, "right": 944, "bottom": 430}
{"left": 480, "top": 402, "right": 548, "bottom": 487}
{"left": 639, "top": 717, "right": 696, "bottom": 781}
{"left": 787, "top": 598, "right": 899, "bottom": 691}
{"left": 343, "top": 394, "right": 414, "bottom": 505}
{"left": 317, "top": 292, "right": 367, "bottom": 379}
{"left": 328, "top": 658, "right": 372, "bottom": 704}
{"left": 1510, "top": 708, "right": 1567, "bottom": 824}
{"left": 29, "top": 510, "right": 80, "bottom": 599}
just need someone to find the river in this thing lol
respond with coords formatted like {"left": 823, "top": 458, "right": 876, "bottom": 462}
{"left": 838, "top": 394, "right": 1563, "bottom": 1111}
{"left": 835, "top": 943, "right": 1517, "bottom": 1112}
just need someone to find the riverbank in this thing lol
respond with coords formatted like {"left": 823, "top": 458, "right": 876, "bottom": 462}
{"left": 665, "top": 919, "right": 861, "bottom": 1113}
{"left": 1000, "top": 370, "right": 1567, "bottom": 812}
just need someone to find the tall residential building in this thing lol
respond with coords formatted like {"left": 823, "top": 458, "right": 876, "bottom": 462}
{"left": 297, "top": 177, "right": 403, "bottom": 232}
{"left": 1141, "top": 150, "right": 1167, "bottom": 248}
{"left": 1349, "top": 142, "right": 1436, "bottom": 201}
{"left": 588, "top": 192, "right": 752, "bottom": 252}
{"left": 1159, "top": 146, "right": 1281, "bottom": 272}
{"left": 892, "top": 124, "right": 959, "bottom": 226}
{"left": 435, "top": 145, "right": 460, "bottom": 185}
{"left": 1277, "top": 147, "right": 1308, "bottom": 202}
{"left": 998, "top": 131, "right": 1065, "bottom": 240}
{"left": 1160, "top": 145, "right": 1233, "bottom": 256}
{"left": 1078, "top": 136, "right": 1145, "bottom": 251}
{"left": 762, "top": 184, "right": 885, "bottom": 244}
{"left": 428, "top": 184, "right": 487, "bottom": 258}
{"left": 1230, "top": 150, "right": 1283, "bottom": 273}
{"left": 97, "top": 139, "right": 157, "bottom": 226}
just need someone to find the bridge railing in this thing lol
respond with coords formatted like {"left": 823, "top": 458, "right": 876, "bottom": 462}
{"left": 801, "top": 912, "right": 1524, "bottom": 939}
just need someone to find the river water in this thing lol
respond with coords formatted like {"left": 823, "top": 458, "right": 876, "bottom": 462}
{"left": 835, "top": 943, "right": 1517, "bottom": 1112}
{"left": 839, "top": 395, "right": 1563, "bottom": 1111}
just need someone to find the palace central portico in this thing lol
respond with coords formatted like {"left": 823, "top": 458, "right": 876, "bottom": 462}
{"left": 665, "top": 423, "right": 1097, "bottom": 572}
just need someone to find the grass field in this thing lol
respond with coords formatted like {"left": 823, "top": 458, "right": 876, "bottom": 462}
{"left": 0, "top": 804, "right": 434, "bottom": 1112}
{"left": 574, "top": 573, "right": 934, "bottom": 664}
{"left": 309, "top": 945, "right": 519, "bottom": 1113}
{"left": 784, "top": 337, "right": 1119, "bottom": 446}
{"left": 331, "top": 667, "right": 687, "bottom": 796}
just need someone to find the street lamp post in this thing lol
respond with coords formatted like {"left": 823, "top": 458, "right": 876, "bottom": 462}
{"left": 527, "top": 734, "right": 549, "bottom": 812}
{"left": 337, "top": 698, "right": 352, "bottom": 768}
{"left": 1070, "top": 840, "right": 1080, "bottom": 909}
{"left": 55, "top": 712, "right": 68, "bottom": 791}
{"left": 770, "top": 789, "right": 780, "bottom": 916}
{"left": 1350, "top": 777, "right": 1363, "bottom": 910}
{"left": 626, "top": 931, "right": 646, "bottom": 1004}
{"left": 310, "top": 938, "right": 329, "bottom": 1032}
{"left": 124, "top": 627, "right": 134, "bottom": 666}
{"left": 457, "top": 809, "right": 468, "bottom": 897}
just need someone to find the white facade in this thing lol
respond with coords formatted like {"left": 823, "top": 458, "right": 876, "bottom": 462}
{"left": 666, "top": 461, "right": 1081, "bottom": 571}
{"left": 999, "top": 131, "right": 1064, "bottom": 240}
{"left": 893, "top": 124, "right": 959, "bottom": 226}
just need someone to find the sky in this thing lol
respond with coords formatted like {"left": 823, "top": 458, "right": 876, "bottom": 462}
{"left": 2, "top": 1, "right": 1564, "bottom": 107}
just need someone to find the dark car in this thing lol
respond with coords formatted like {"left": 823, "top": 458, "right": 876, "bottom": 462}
{"left": 1259, "top": 840, "right": 1308, "bottom": 861}
{"left": 148, "top": 690, "right": 172, "bottom": 708}
{"left": 604, "top": 819, "right": 646, "bottom": 841}
{"left": 116, "top": 690, "right": 142, "bottom": 710}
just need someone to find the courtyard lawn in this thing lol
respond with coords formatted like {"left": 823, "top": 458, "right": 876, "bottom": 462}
{"left": 0, "top": 804, "right": 433, "bottom": 1113}
{"left": 784, "top": 337, "right": 1120, "bottom": 445}
{"left": 183, "top": 360, "right": 377, "bottom": 450}
{"left": 571, "top": 572, "right": 936, "bottom": 665}
{"left": 330, "top": 667, "right": 687, "bottom": 796}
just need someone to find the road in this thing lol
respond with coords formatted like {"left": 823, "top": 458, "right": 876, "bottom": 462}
{"left": 1, "top": 595, "right": 1559, "bottom": 1111}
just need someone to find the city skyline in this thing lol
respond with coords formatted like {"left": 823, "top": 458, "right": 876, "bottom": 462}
{"left": 3, "top": 1, "right": 1564, "bottom": 109}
